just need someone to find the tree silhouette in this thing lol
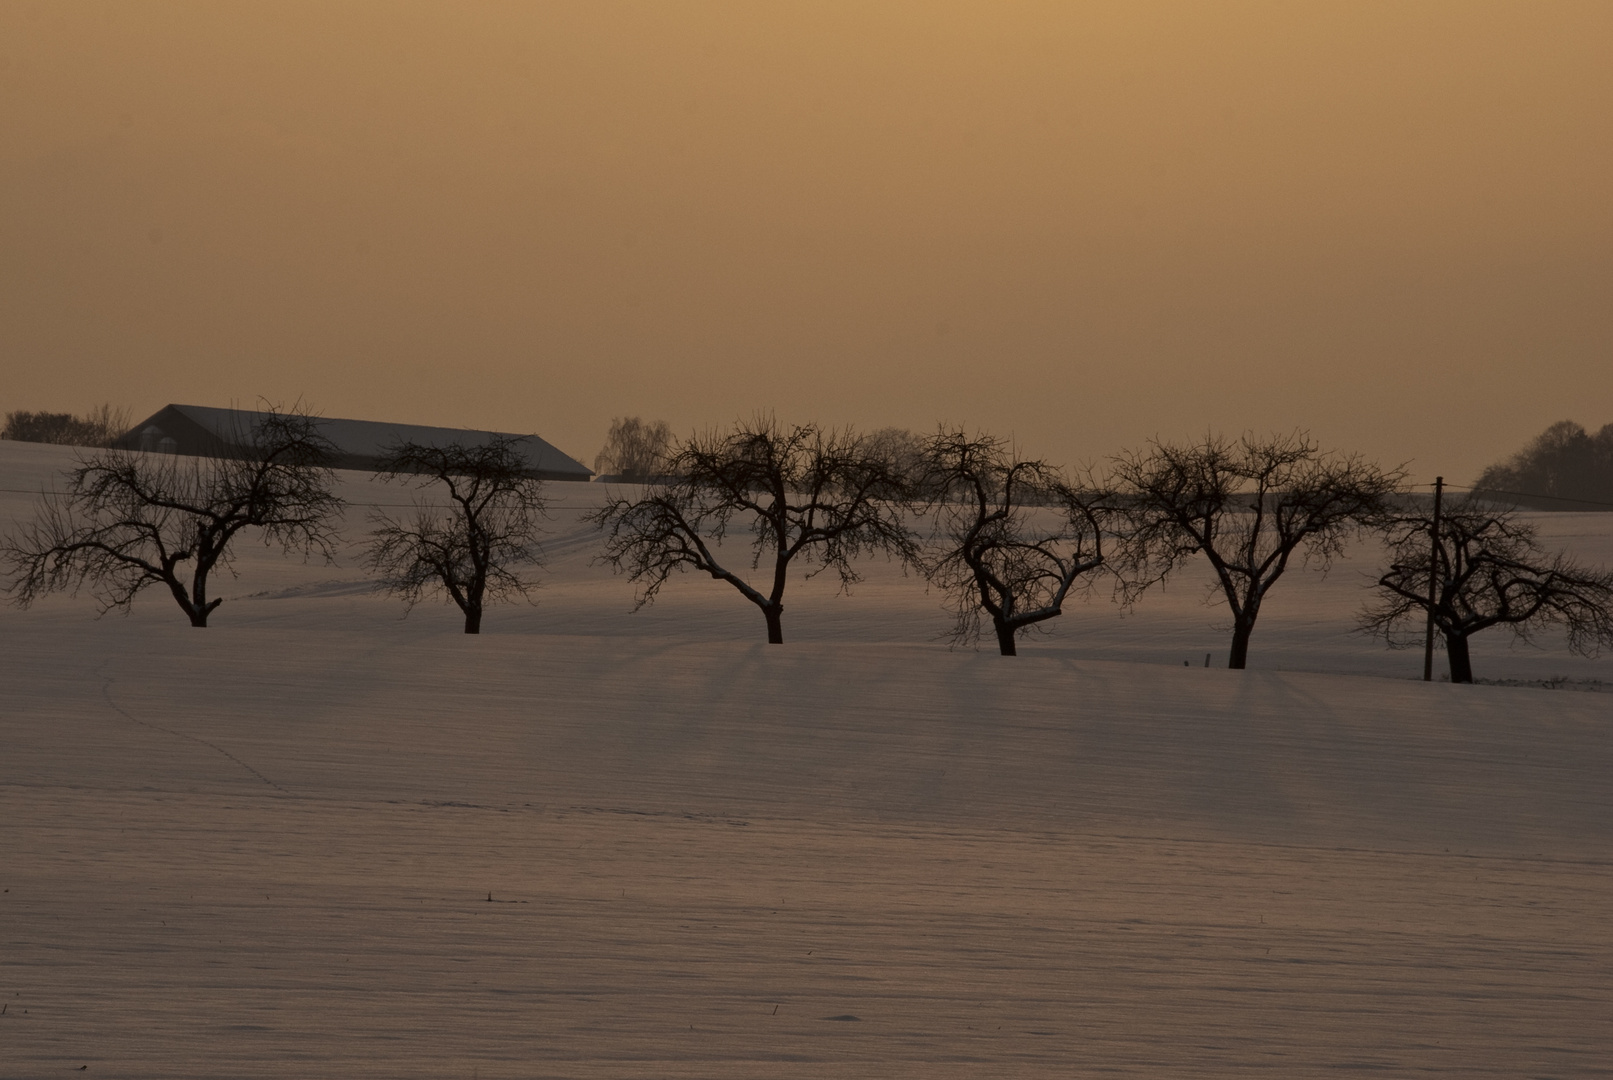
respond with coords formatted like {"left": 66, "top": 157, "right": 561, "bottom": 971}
{"left": 364, "top": 436, "right": 547, "bottom": 634}
{"left": 591, "top": 417, "right": 913, "bottom": 643}
{"left": 1113, "top": 431, "right": 1403, "bottom": 669}
{"left": 919, "top": 430, "right": 1113, "bottom": 655}
{"left": 594, "top": 417, "right": 674, "bottom": 483}
{"left": 4, "top": 406, "right": 341, "bottom": 626}
{"left": 1361, "top": 497, "right": 1613, "bottom": 682}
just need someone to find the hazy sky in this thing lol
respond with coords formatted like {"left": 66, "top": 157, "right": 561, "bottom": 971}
{"left": 3, "top": 2, "right": 1609, "bottom": 482}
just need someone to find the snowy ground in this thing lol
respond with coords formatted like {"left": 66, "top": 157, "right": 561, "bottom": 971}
{"left": 3, "top": 440, "right": 1611, "bottom": 1077}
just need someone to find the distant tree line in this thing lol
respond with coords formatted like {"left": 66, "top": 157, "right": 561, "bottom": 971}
{"left": 5, "top": 407, "right": 1613, "bottom": 684}
{"left": 1473, "top": 420, "right": 1613, "bottom": 510}
{"left": 2, "top": 406, "right": 130, "bottom": 448}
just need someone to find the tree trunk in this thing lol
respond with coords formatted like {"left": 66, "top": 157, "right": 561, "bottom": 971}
{"left": 994, "top": 620, "right": 1018, "bottom": 656}
{"left": 166, "top": 573, "right": 208, "bottom": 626}
{"left": 1227, "top": 621, "right": 1253, "bottom": 669}
{"left": 461, "top": 577, "right": 485, "bottom": 634}
{"left": 763, "top": 604, "right": 783, "bottom": 644}
{"left": 1445, "top": 631, "right": 1473, "bottom": 684}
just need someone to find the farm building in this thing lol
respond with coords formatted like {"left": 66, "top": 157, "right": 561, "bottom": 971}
{"left": 113, "top": 404, "right": 593, "bottom": 481}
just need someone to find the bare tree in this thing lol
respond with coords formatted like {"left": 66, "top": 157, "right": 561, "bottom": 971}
{"left": 594, "top": 417, "right": 674, "bottom": 483}
{"left": 3, "top": 407, "right": 341, "bottom": 626}
{"left": 364, "top": 437, "right": 547, "bottom": 634}
{"left": 919, "top": 430, "right": 1112, "bottom": 655}
{"left": 1112, "top": 431, "right": 1404, "bottom": 669}
{"left": 590, "top": 416, "right": 914, "bottom": 643}
{"left": 1360, "top": 497, "right": 1613, "bottom": 682}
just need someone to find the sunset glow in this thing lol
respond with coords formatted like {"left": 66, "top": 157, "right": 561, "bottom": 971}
{"left": 4, "top": 2, "right": 1610, "bottom": 478}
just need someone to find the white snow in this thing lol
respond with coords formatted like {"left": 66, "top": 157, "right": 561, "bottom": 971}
{"left": 3, "top": 439, "right": 1611, "bottom": 1077}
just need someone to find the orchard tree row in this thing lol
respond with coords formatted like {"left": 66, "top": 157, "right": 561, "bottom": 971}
{"left": 5, "top": 407, "right": 1612, "bottom": 684}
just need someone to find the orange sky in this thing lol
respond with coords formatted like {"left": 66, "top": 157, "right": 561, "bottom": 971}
{"left": 3, "top": 1, "right": 1610, "bottom": 482}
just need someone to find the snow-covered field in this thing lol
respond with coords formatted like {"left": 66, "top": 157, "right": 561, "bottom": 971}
{"left": 3, "top": 439, "right": 1611, "bottom": 1077}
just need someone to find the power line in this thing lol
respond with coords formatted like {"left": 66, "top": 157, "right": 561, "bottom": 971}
{"left": 1412, "top": 481, "right": 1613, "bottom": 510}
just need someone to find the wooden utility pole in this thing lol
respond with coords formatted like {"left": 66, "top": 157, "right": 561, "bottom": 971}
{"left": 1422, "top": 476, "right": 1444, "bottom": 682}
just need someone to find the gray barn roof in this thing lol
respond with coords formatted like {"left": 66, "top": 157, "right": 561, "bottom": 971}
{"left": 114, "top": 404, "right": 593, "bottom": 481}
